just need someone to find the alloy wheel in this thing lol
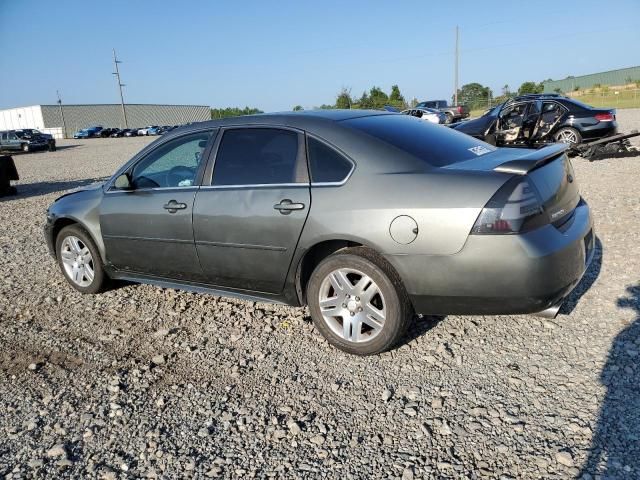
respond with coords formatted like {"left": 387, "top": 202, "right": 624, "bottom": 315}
{"left": 557, "top": 129, "right": 579, "bottom": 144}
{"left": 60, "top": 235, "right": 95, "bottom": 287}
{"left": 318, "top": 268, "right": 386, "bottom": 343}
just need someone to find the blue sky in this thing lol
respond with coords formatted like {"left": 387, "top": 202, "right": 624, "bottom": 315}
{"left": 1, "top": 0, "right": 638, "bottom": 111}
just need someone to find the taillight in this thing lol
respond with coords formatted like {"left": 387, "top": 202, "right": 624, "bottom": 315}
{"left": 594, "top": 113, "right": 614, "bottom": 122}
{"left": 471, "top": 177, "right": 548, "bottom": 234}
{"left": 457, "top": 106, "right": 463, "bottom": 114}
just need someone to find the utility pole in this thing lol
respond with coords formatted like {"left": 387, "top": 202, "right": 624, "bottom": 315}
{"left": 56, "top": 90, "right": 68, "bottom": 139}
{"left": 112, "top": 49, "right": 128, "bottom": 129}
{"left": 454, "top": 25, "right": 459, "bottom": 106}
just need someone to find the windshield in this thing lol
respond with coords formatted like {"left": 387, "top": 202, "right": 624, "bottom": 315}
{"left": 343, "top": 114, "right": 497, "bottom": 167}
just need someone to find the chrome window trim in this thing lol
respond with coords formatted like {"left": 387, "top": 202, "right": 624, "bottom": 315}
{"left": 104, "top": 185, "right": 199, "bottom": 195}
{"left": 199, "top": 183, "right": 306, "bottom": 190}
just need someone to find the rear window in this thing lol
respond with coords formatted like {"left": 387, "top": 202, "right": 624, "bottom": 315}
{"left": 343, "top": 114, "right": 496, "bottom": 167}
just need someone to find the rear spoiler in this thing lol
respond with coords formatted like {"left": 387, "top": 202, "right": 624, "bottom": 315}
{"left": 494, "top": 144, "right": 568, "bottom": 175}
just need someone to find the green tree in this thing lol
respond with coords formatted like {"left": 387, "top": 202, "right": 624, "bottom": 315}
{"left": 211, "top": 106, "right": 263, "bottom": 119}
{"left": 388, "top": 84, "right": 405, "bottom": 107}
{"left": 292, "top": 105, "right": 304, "bottom": 111}
{"left": 456, "top": 82, "right": 492, "bottom": 110}
{"left": 358, "top": 91, "right": 373, "bottom": 109}
{"left": 368, "top": 86, "right": 389, "bottom": 109}
{"left": 335, "top": 88, "right": 352, "bottom": 109}
{"left": 517, "top": 81, "right": 544, "bottom": 95}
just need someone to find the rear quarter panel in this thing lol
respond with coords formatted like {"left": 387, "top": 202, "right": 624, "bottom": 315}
{"left": 300, "top": 169, "right": 510, "bottom": 256}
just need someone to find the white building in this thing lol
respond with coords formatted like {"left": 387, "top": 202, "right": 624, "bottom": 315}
{"left": 0, "top": 104, "right": 211, "bottom": 139}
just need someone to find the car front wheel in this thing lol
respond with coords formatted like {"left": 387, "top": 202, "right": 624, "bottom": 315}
{"left": 307, "top": 247, "right": 413, "bottom": 355}
{"left": 56, "top": 225, "right": 107, "bottom": 294}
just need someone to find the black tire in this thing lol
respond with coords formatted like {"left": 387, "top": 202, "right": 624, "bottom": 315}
{"left": 49, "top": 143, "right": 56, "bottom": 152}
{"left": 55, "top": 224, "right": 108, "bottom": 294}
{"left": 444, "top": 112, "right": 454, "bottom": 124}
{"left": 307, "top": 247, "right": 413, "bottom": 355}
{"left": 21, "top": 143, "right": 30, "bottom": 153}
{"left": 554, "top": 127, "right": 582, "bottom": 146}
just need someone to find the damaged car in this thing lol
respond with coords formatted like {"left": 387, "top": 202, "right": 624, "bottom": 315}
{"left": 453, "top": 94, "right": 618, "bottom": 149}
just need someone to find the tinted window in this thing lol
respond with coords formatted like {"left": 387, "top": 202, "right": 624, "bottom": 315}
{"left": 344, "top": 114, "right": 496, "bottom": 167}
{"left": 307, "top": 137, "right": 353, "bottom": 183}
{"left": 213, "top": 128, "right": 304, "bottom": 186}
{"left": 130, "top": 131, "right": 212, "bottom": 189}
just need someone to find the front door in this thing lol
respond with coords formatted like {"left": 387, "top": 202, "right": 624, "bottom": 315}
{"left": 100, "top": 130, "right": 215, "bottom": 281}
{"left": 193, "top": 127, "right": 310, "bottom": 294}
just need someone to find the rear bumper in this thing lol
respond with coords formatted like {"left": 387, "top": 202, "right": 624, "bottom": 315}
{"left": 387, "top": 199, "right": 594, "bottom": 315}
{"left": 579, "top": 121, "right": 618, "bottom": 141}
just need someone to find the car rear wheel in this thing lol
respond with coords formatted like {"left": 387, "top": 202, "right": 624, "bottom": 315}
{"left": 56, "top": 225, "right": 107, "bottom": 294}
{"left": 444, "top": 112, "right": 454, "bottom": 124}
{"left": 554, "top": 127, "right": 582, "bottom": 146}
{"left": 307, "top": 247, "right": 413, "bottom": 355}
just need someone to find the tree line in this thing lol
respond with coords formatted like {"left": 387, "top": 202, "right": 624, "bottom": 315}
{"left": 210, "top": 80, "right": 552, "bottom": 118}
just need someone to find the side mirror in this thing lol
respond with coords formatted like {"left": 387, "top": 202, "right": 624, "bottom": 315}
{"left": 114, "top": 173, "right": 133, "bottom": 190}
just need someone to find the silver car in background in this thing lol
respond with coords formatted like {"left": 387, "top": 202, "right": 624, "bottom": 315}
{"left": 402, "top": 107, "right": 447, "bottom": 124}
{"left": 44, "top": 110, "right": 595, "bottom": 355}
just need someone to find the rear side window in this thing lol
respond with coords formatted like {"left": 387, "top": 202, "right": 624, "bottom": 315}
{"left": 307, "top": 137, "right": 353, "bottom": 184}
{"left": 344, "top": 114, "right": 496, "bottom": 167}
{"left": 212, "top": 128, "right": 306, "bottom": 186}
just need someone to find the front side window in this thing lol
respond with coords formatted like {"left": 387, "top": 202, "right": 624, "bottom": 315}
{"left": 212, "top": 128, "right": 305, "bottom": 186}
{"left": 307, "top": 137, "right": 353, "bottom": 184}
{"left": 130, "top": 131, "right": 212, "bottom": 189}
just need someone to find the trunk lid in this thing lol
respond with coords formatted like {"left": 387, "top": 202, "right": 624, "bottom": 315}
{"left": 447, "top": 143, "right": 581, "bottom": 228}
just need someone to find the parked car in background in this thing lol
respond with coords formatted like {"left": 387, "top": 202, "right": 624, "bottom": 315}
{"left": 13, "top": 129, "right": 56, "bottom": 151}
{"left": 147, "top": 126, "right": 162, "bottom": 136}
{"left": 111, "top": 129, "right": 128, "bottom": 137}
{"left": 401, "top": 107, "right": 446, "bottom": 124}
{"left": 99, "top": 128, "right": 119, "bottom": 138}
{"left": 416, "top": 100, "right": 469, "bottom": 124}
{"left": 74, "top": 126, "right": 103, "bottom": 139}
{"left": 0, "top": 129, "right": 51, "bottom": 152}
{"left": 45, "top": 110, "right": 594, "bottom": 355}
{"left": 453, "top": 94, "right": 618, "bottom": 148}
{"left": 137, "top": 126, "right": 158, "bottom": 136}
{"left": 124, "top": 129, "right": 138, "bottom": 137}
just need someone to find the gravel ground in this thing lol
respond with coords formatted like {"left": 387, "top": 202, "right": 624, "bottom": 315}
{"left": 1, "top": 111, "right": 639, "bottom": 479}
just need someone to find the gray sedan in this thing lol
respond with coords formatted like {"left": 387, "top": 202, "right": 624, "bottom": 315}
{"left": 44, "top": 110, "right": 595, "bottom": 355}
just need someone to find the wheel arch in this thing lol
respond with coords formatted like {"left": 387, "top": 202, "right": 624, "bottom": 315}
{"left": 50, "top": 216, "right": 105, "bottom": 263}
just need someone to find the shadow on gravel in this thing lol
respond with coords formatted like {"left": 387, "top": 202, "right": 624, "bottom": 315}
{"left": 404, "top": 314, "right": 446, "bottom": 344}
{"left": 580, "top": 284, "right": 640, "bottom": 479}
{"left": 0, "top": 178, "right": 104, "bottom": 202}
{"left": 560, "top": 237, "right": 603, "bottom": 315}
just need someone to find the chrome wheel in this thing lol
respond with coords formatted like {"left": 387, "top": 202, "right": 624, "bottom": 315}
{"left": 556, "top": 129, "right": 579, "bottom": 144}
{"left": 60, "top": 235, "right": 95, "bottom": 287}
{"left": 318, "top": 268, "right": 386, "bottom": 343}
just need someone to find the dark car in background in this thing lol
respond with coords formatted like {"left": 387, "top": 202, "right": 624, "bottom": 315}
{"left": 416, "top": 100, "right": 469, "bottom": 124}
{"left": 0, "top": 129, "right": 53, "bottom": 152}
{"left": 123, "top": 129, "right": 138, "bottom": 137}
{"left": 454, "top": 94, "right": 617, "bottom": 148}
{"left": 99, "top": 128, "right": 120, "bottom": 138}
{"left": 44, "top": 110, "right": 594, "bottom": 355}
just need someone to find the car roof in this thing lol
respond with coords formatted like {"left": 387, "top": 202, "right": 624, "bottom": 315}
{"left": 174, "top": 109, "right": 394, "bottom": 133}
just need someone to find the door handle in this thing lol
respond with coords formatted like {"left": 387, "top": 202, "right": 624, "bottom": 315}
{"left": 163, "top": 200, "right": 187, "bottom": 213}
{"left": 274, "top": 199, "right": 305, "bottom": 215}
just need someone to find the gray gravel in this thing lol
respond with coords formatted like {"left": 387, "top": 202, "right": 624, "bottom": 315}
{"left": 1, "top": 112, "right": 640, "bottom": 479}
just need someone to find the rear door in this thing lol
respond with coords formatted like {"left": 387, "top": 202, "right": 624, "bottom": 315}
{"left": 193, "top": 127, "right": 310, "bottom": 293}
